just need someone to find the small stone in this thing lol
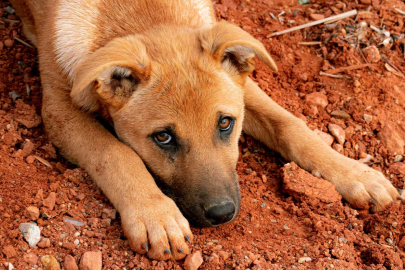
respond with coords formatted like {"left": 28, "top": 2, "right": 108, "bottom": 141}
{"left": 398, "top": 236, "right": 405, "bottom": 249}
{"left": 22, "top": 140, "right": 35, "bottom": 157}
{"left": 4, "top": 39, "right": 14, "bottom": 47}
{"left": 305, "top": 92, "right": 328, "bottom": 108}
{"left": 19, "top": 223, "right": 41, "bottom": 247}
{"left": 298, "top": 257, "right": 312, "bottom": 263}
{"left": 184, "top": 250, "right": 203, "bottom": 270}
{"left": 79, "top": 251, "right": 102, "bottom": 270}
{"left": 310, "top": 14, "right": 325, "bottom": 20}
{"left": 359, "top": 154, "right": 373, "bottom": 163}
{"left": 25, "top": 206, "right": 40, "bottom": 221}
{"left": 392, "top": 222, "right": 398, "bottom": 228}
{"left": 64, "top": 255, "right": 79, "bottom": 270}
{"left": 331, "top": 110, "right": 351, "bottom": 120}
{"left": 64, "top": 217, "right": 85, "bottom": 227}
{"left": 333, "top": 144, "right": 343, "bottom": 153}
{"left": 360, "top": 0, "right": 371, "bottom": 4}
{"left": 26, "top": 155, "right": 35, "bottom": 164}
{"left": 2, "top": 245, "right": 17, "bottom": 258}
{"left": 389, "top": 163, "right": 405, "bottom": 175}
{"left": 395, "top": 155, "right": 403, "bottom": 162}
{"left": 377, "top": 126, "right": 405, "bottom": 155}
{"left": 41, "top": 255, "right": 61, "bottom": 270}
{"left": 218, "top": 251, "right": 229, "bottom": 260}
{"left": 38, "top": 238, "right": 51, "bottom": 248}
{"left": 101, "top": 208, "right": 116, "bottom": 220}
{"left": 314, "top": 129, "right": 334, "bottom": 146}
{"left": 328, "top": 124, "right": 345, "bottom": 145}
{"left": 362, "top": 46, "right": 380, "bottom": 63}
{"left": 233, "top": 245, "right": 242, "bottom": 254}
{"left": 23, "top": 253, "right": 39, "bottom": 265}
{"left": 43, "top": 192, "right": 56, "bottom": 210}
{"left": 363, "top": 114, "right": 372, "bottom": 124}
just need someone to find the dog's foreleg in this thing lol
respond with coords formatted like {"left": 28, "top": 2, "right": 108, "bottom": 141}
{"left": 242, "top": 77, "right": 399, "bottom": 211}
{"left": 41, "top": 81, "right": 192, "bottom": 260}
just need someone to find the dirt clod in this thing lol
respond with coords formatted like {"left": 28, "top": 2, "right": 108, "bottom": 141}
{"left": 184, "top": 250, "right": 203, "bottom": 270}
{"left": 79, "top": 251, "right": 102, "bottom": 270}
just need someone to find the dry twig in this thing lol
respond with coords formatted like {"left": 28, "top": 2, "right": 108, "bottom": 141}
{"left": 270, "top": 10, "right": 357, "bottom": 37}
{"left": 319, "top": 71, "right": 351, "bottom": 79}
{"left": 14, "top": 37, "right": 34, "bottom": 48}
{"left": 326, "top": 64, "right": 374, "bottom": 74}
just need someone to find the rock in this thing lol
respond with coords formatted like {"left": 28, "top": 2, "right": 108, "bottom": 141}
{"left": 25, "top": 206, "right": 40, "bottom": 221}
{"left": 23, "top": 253, "right": 39, "bottom": 265}
{"left": 305, "top": 92, "right": 328, "bottom": 108}
{"left": 184, "top": 251, "right": 203, "bottom": 270}
{"left": 64, "top": 217, "right": 85, "bottom": 227}
{"left": 328, "top": 124, "right": 345, "bottom": 145}
{"left": 310, "top": 14, "right": 325, "bottom": 20}
{"left": 363, "top": 114, "right": 372, "bottom": 124}
{"left": 64, "top": 255, "right": 79, "bottom": 270}
{"left": 359, "top": 154, "right": 373, "bottom": 163}
{"left": 398, "top": 236, "right": 405, "bottom": 250}
{"left": 22, "top": 140, "right": 35, "bottom": 157}
{"left": 4, "top": 39, "right": 13, "bottom": 47}
{"left": 19, "top": 223, "right": 41, "bottom": 247}
{"left": 101, "top": 208, "right": 116, "bottom": 220}
{"left": 218, "top": 251, "right": 229, "bottom": 260}
{"left": 353, "top": 80, "right": 361, "bottom": 87}
{"left": 377, "top": 126, "right": 405, "bottom": 155}
{"left": 43, "top": 192, "right": 56, "bottom": 210}
{"left": 14, "top": 100, "right": 42, "bottom": 128}
{"left": 389, "top": 163, "right": 405, "bottom": 175}
{"left": 2, "top": 245, "right": 17, "bottom": 258}
{"left": 395, "top": 155, "right": 403, "bottom": 162}
{"left": 26, "top": 155, "right": 35, "bottom": 164}
{"left": 314, "top": 129, "right": 334, "bottom": 146}
{"left": 79, "top": 251, "right": 102, "bottom": 270}
{"left": 41, "top": 255, "right": 61, "bottom": 270}
{"left": 362, "top": 46, "right": 380, "bottom": 63}
{"left": 298, "top": 257, "right": 312, "bottom": 263}
{"left": 38, "top": 238, "right": 51, "bottom": 248}
{"left": 333, "top": 144, "right": 343, "bottom": 153}
{"left": 345, "top": 126, "right": 355, "bottom": 139}
{"left": 360, "top": 0, "right": 371, "bottom": 4}
{"left": 331, "top": 110, "right": 351, "bottom": 120}
{"left": 282, "top": 162, "right": 342, "bottom": 205}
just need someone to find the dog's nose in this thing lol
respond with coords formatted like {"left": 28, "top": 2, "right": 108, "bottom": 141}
{"left": 204, "top": 201, "right": 236, "bottom": 225}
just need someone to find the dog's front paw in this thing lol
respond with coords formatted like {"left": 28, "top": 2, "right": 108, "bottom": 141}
{"left": 120, "top": 194, "right": 193, "bottom": 260}
{"left": 327, "top": 158, "right": 400, "bottom": 212}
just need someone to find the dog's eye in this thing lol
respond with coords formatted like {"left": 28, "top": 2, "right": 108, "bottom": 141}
{"left": 155, "top": 132, "right": 172, "bottom": 145}
{"left": 219, "top": 117, "right": 233, "bottom": 132}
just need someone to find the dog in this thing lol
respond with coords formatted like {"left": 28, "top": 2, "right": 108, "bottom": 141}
{"left": 10, "top": 0, "right": 400, "bottom": 261}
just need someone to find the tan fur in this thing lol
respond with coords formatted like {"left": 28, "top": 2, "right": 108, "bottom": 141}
{"left": 10, "top": 0, "right": 399, "bottom": 261}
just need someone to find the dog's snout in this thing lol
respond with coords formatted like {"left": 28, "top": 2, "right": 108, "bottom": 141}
{"left": 204, "top": 201, "right": 236, "bottom": 225}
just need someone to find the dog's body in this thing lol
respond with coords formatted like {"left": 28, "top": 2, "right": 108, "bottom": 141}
{"left": 10, "top": 0, "right": 399, "bottom": 260}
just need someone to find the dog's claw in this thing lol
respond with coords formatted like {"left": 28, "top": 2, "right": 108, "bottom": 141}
{"left": 186, "top": 235, "right": 191, "bottom": 244}
{"left": 179, "top": 247, "right": 184, "bottom": 254}
{"left": 164, "top": 249, "right": 171, "bottom": 255}
{"left": 143, "top": 242, "right": 149, "bottom": 252}
{"left": 370, "top": 198, "right": 377, "bottom": 206}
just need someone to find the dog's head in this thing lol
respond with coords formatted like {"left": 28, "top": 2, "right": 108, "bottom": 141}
{"left": 71, "top": 21, "right": 277, "bottom": 227}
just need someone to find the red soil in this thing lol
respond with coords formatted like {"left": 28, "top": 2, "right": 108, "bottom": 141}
{"left": 1, "top": 0, "right": 405, "bottom": 269}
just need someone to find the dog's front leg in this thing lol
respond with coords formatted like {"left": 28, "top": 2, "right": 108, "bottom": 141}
{"left": 41, "top": 84, "right": 192, "bottom": 260}
{"left": 242, "top": 78, "right": 399, "bottom": 211}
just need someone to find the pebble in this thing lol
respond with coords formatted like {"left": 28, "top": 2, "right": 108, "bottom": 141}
{"left": 363, "top": 114, "right": 372, "bottom": 124}
{"left": 184, "top": 251, "right": 203, "bottom": 270}
{"left": 79, "top": 251, "right": 102, "bottom": 270}
{"left": 38, "top": 238, "right": 51, "bottom": 248}
{"left": 23, "top": 253, "right": 39, "bottom": 265}
{"left": 310, "top": 14, "right": 325, "bottom": 20}
{"left": 394, "top": 155, "right": 403, "bottom": 162}
{"left": 26, "top": 155, "right": 35, "bottom": 164}
{"left": 64, "top": 255, "right": 79, "bottom": 270}
{"left": 41, "top": 255, "right": 61, "bottom": 270}
{"left": 101, "top": 208, "right": 116, "bottom": 220}
{"left": 22, "top": 140, "right": 35, "bottom": 157}
{"left": 362, "top": 46, "right": 380, "bottom": 63}
{"left": 4, "top": 262, "right": 14, "bottom": 270}
{"left": 328, "top": 124, "right": 345, "bottom": 145}
{"left": 398, "top": 236, "right": 405, "bottom": 249}
{"left": 4, "top": 39, "right": 14, "bottom": 47}
{"left": 19, "top": 223, "right": 41, "bottom": 247}
{"left": 218, "top": 251, "right": 229, "bottom": 260}
{"left": 377, "top": 126, "right": 405, "bottom": 155}
{"left": 305, "top": 92, "right": 328, "bottom": 108}
{"left": 314, "top": 129, "right": 334, "bottom": 146}
{"left": 43, "top": 192, "right": 56, "bottom": 210}
{"left": 25, "top": 206, "right": 40, "bottom": 221}
{"left": 64, "top": 217, "right": 85, "bottom": 227}
{"left": 389, "top": 163, "right": 405, "bottom": 175}
{"left": 331, "top": 110, "right": 350, "bottom": 120}
{"left": 2, "top": 245, "right": 17, "bottom": 258}
{"left": 353, "top": 80, "right": 361, "bottom": 87}
{"left": 298, "top": 257, "right": 312, "bottom": 263}
{"left": 359, "top": 154, "right": 373, "bottom": 163}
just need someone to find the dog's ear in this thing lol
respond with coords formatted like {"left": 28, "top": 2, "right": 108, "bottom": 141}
{"left": 71, "top": 36, "right": 151, "bottom": 113}
{"left": 200, "top": 21, "right": 277, "bottom": 78}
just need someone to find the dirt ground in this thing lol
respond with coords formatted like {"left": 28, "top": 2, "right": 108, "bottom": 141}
{"left": 1, "top": 0, "right": 405, "bottom": 269}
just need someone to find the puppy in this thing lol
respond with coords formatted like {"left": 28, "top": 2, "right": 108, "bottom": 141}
{"left": 10, "top": 0, "right": 399, "bottom": 260}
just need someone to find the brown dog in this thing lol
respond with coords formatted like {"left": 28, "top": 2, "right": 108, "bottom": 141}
{"left": 10, "top": 0, "right": 399, "bottom": 261}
